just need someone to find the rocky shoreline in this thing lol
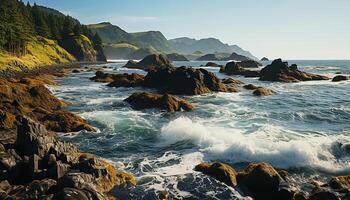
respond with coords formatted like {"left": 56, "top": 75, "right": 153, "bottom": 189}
{"left": 0, "top": 64, "right": 136, "bottom": 199}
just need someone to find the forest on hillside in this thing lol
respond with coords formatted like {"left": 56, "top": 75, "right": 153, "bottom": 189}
{"left": 0, "top": 0, "right": 103, "bottom": 58}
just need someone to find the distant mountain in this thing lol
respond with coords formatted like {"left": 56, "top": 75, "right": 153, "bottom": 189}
{"left": 88, "top": 22, "right": 173, "bottom": 53}
{"left": 169, "top": 37, "right": 257, "bottom": 60}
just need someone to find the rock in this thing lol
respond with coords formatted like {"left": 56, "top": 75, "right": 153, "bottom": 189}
{"left": 226, "top": 52, "right": 250, "bottom": 61}
{"left": 261, "top": 57, "right": 269, "bottom": 61}
{"left": 123, "top": 54, "right": 174, "bottom": 71}
{"left": 72, "top": 69, "right": 80, "bottom": 73}
{"left": 260, "top": 59, "right": 330, "bottom": 82}
{"left": 107, "top": 73, "right": 145, "bottom": 88}
{"left": 39, "top": 110, "right": 96, "bottom": 133}
{"left": 195, "top": 162, "right": 237, "bottom": 187}
{"left": 166, "top": 53, "right": 189, "bottom": 61}
{"left": 253, "top": 87, "right": 275, "bottom": 96}
{"left": 237, "top": 162, "right": 282, "bottom": 199}
{"left": 53, "top": 187, "right": 102, "bottom": 200}
{"left": 220, "top": 61, "right": 261, "bottom": 77}
{"left": 143, "top": 66, "right": 229, "bottom": 95}
{"left": 243, "top": 84, "right": 259, "bottom": 90}
{"left": 332, "top": 75, "right": 350, "bottom": 82}
{"left": 0, "top": 111, "right": 16, "bottom": 130}
{"left": 0, "top": 180, "right": 11, "bottom": 198}
{"left": 205, "top": 62, "right": 222, "bottom": 67}
{"left": 90, "top": 71, "right": 115, "bottom": 83}
{"left": 238, "top": 60, "right": 262, "bottom": 68}
{"left": 221, "top": 78, "right": 244, "bottom": 85}
{"left": 158, "top": 191, "right": 170, "bottom": 200}
{"left": 124, "top": 92, "right": 193, "bottom": 112}
{"left": 310, "top": 189, "right": 340, "bottom": 200}
{"left": 328, "top": 176, "right": 350, "bottom": 192}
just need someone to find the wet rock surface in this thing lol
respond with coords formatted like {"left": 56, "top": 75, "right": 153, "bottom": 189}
{"left": 0, "top": 117, "right": 135, "bottom": 200}
{"left": 260, "top": 59, "right": 329, "bottom": 82}
{"left": 238, "top": 60, "right": 262, "bottom": 68}
{"left": 220, "top": 61, "right": 261, "bottom": 77}
{"left": 253, "top": 87, "right": 275, "bottom": 96}
{"left": 125, "top": 92, "right": 193, "bottom": 112}
{"left": 195, "top": 162, "right": 350, "bottom": 200}
{"left": 0, "top": 77, "right": 94, "bottom": 132}
{"left": 332, "top": 75, "right": 350, "bottom": 82}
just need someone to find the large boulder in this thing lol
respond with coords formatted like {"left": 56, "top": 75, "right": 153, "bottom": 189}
{"left": 90, "top": 71, "right": 115, "bottom": 83}
{"left": 220, "top": 61, "right": 260, "bottom": 77}
{"left": 253, "top": 87, "right": 275, "bottom": 96}
{"left": 107, "top": 73, "right": 145, "bottom": 88}
{"left": 124, "top": 92, "right": 193, "bottom": 112}
{"left": 260, "top": 59, "right": 329, "bottom": 82}
{"left": 195, "top": 162, "right": 237, "bottom": 187}
{"left": 143, "top": 66, "right": 228, "bottom": 95}
{"left": 332, "top": 75, "right": 349, "bottom": 82}
{"left": 238, "top": 60, "right": 262, "bottom": 68}
{"left": 237, "top": 162, "right": 282, "bottom": 199}
{"left": 123, "top": 54, "right": 174, "bottom": 71}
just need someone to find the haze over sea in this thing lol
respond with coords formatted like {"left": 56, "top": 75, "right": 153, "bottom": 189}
{"left": 50, "top": 59, "right": 350, "bottom": 199}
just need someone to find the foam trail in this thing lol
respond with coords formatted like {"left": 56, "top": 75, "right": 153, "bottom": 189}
{"left": 160, "top": 117, "right": 350, "bottom": 173}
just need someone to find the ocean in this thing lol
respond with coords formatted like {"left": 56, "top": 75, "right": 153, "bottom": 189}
{"left": 49, "top": 60, "right": 350, "bottom": 199}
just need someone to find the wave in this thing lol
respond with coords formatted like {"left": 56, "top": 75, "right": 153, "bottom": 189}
{"left": 159, "top": 117, "right": 350, "bottom": 173}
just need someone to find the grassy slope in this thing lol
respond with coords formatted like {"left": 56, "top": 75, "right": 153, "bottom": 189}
{"left": 0, "top": 36, "right": 76, "bottom": 72}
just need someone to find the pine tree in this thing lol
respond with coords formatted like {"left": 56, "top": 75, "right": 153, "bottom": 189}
{"left": 32, "top": 4, "right": 51, "bottom": 37}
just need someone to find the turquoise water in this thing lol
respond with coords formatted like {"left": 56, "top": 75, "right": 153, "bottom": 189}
{"left": 50, "top": 60, "right": 350, "bottom": 199}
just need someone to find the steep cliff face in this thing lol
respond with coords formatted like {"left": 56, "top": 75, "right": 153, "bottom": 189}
{"left": 0, "top": 36, "right": 76, "bottom": 72}
{"left": 59, "top": 35, "right": 99, "bottom": 62}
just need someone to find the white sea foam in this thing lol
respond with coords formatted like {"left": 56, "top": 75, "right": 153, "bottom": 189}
{"left": 159, "top": 117, "right": 350, "bottom": 173}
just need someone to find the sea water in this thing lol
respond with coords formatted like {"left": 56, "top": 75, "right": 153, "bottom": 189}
{"left": 49, "top": 60, "right": 350, "bottom": 199}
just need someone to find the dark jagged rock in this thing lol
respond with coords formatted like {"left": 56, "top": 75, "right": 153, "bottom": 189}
{"left": 253, "top": 87, "right": 275, "bottom": 96}
{"left": 125, "top": 92, "right": 193, "bottom": 112}
{"left": 220, "top": 61, "right": 261, "bottom": 77}
{"left": 90, "top": 71, "right": 145, "bottom": 88}
{"left": 123, "top": 54, "right": 174, "bottom": 71}
{"left": 143, "top": 66, "right": 229, "bottom": 95}
{"left": 238, "top": 60, "right": 262, "bottom": 68}
{"left": 166, "top": 53, "right": 189, "bottom": 61}
{"left": 243, "top": 84, "right": 259, "bottom": 90}
{"left": 107, "top": 73, "right": 145, "bottom": 88}
{"left": 205, "top": 62, "right": 222, "bottom": 67}
{"left": 332, "top": 75, "right": 350, "bottom": 82}
{"left": 237, "top": 162, "right": 282, "bottom": 200}
{"left": 260, "top": 59, "right": 329, "bottom": 82}
{"left": 195, "top": 162, "right": 237, "bottom": 187}
{"left": 261, "top": 57, "right": 269, "bottom": 61}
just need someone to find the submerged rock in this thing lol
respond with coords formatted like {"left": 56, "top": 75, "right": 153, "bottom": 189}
{"left": 123, "top": 54, "right": 174, "bottom": 71}
{"left": 125, "top": 92, "right": 193, "bottom": 112}
{"left": 332, "top": 75, "right": 349, "bottom": 82}
{"left": 253, "top": 87, "right": 275, "bottom": 96}
{"left": 195, "top": 162, "right": 237, "bottom": 187}
{"left": 220, "top": 61, "right": 260, "bottom": 77}
{"left": 260, "top": 59, "right": 329, "bottom": 82}
{"left": 143, "top": 66, "right": 229, "bottom": 95}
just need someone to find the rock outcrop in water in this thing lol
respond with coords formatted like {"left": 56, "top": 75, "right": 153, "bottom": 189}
{"left": 253, "top": 87, "right": 275, "bottom": 96}
{"left": 196, "top": 162, "right": 350, "bottom": 200}
{"left": 205, "top": 62, "right": 222, "bottom": 67}
{"left": 166, "top": 53, "right": 189, "bottom": 61}
{"left": 332, "top": 75, "right": 350, "bottom": 82}
{"left": 260, "top": 59, "right": 330, "bottom": 82}
{"left": 143, "top": 66, "right": 230, "bottom": 95}
{"left": 220, "top": 61, "right": 261, "bottom": 77}
{"left": 238, "top": 60, "right": 262, "bottom": 68}
{"left": 125, "top": 92, "right": 193, "bottom": 112}
{"left": 0, "top": 77, "right": 95, "bottom": 132}
{"left": 90, "top": 71, "right": 145, "bottom": 88}
{"left": 123, "top": 54, "right": 174, "bottom": 71}
{"left": 0, "top": 117, "right": 135, "bottom": 199}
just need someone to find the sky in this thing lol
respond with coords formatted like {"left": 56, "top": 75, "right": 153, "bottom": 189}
{"left": 27, "top": 0, "right": 350, "bottom": 60}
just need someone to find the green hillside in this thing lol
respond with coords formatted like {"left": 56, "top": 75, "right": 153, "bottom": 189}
{"left": 0, "top": 0, "right": 106, "bottom": 72}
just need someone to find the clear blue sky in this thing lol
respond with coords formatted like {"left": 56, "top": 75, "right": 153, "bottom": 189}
{"left": 27, "top": 0, "right": 350, "bottom": 59}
